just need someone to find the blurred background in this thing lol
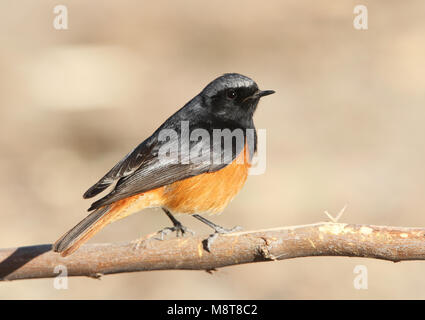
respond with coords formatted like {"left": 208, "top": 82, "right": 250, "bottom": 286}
{"left": 1, "top": 0, "right": 425, "bottom": 299}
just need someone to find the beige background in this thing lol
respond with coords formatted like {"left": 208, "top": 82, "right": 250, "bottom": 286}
{"left": 1, "top": 0, "right": 425, "bottom": 299}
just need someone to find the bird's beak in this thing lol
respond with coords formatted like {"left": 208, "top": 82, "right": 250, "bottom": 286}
{"left": 243, "top": 89, "right": 275, "bottom": 102}
{"left": 255, "top": 90, "right": 275, "bottom": 98}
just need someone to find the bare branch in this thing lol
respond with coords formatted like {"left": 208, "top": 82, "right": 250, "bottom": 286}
{"left": 1, "top": 222, "right": 425, "bottom": 281}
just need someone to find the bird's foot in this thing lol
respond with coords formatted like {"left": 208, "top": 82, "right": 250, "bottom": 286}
{"left": 192, "top": 214, "right": 242, "bottom": 252}
{"left": 156, "top": 221, "right": 195, "bottom": 240}
{"left": 131, "top": 231, "right": 159, "bottom": 250}
{"left": 203, "top": 225, "right": 242, "bottom": 252}
{"left": 131, "top": 222, "right": 195, "bottom": 250}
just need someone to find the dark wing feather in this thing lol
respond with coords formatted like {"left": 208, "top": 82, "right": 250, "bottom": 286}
{"left": 83, "top": 137, "right": 156, "bottom": 199}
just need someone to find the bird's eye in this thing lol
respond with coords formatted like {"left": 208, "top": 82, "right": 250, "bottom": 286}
{"left": 226, "top": 89, "right": 237, "bottom": 99}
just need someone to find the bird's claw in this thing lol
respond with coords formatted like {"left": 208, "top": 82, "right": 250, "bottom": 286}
{"left": 203, "top": 225, "right": 242, "bottom": 252}
{"left": 155, "top": 222, "right": 194, "bottom": 240}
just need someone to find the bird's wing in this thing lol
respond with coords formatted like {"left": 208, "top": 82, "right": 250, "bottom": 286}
{"left": 83, "top": 135, "right": 157, "bottom": 199}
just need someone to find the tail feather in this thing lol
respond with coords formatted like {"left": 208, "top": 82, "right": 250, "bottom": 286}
{"left": 53, "top": 205, "right": 113, "bottom": 257}
{"left": 54, "top": 189, "right": 164, "bottom": 257}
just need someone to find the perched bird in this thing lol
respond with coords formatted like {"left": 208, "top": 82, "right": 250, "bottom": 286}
{"left": 53, "top": 73, "right": 274, "bottom": 256}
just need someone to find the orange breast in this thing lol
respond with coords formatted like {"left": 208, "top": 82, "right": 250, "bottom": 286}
{"left": 162, "top": 143, "right": 251, "bottom": 215}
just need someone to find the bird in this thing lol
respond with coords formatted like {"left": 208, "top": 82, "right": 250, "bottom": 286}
{"left": 53, "top": 73, "right": 274, "bottom": 256}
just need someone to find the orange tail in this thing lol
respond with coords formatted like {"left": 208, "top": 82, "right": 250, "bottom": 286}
{"left": 52, "top": 205, "right": 118, "bottom": 257}
{"left": 53, "top": 189, "right": 165, "bottom": 257}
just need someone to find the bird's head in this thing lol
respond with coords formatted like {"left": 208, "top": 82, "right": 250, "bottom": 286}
{"left": 201, "top": 73, "right": 274, "bottom": 124}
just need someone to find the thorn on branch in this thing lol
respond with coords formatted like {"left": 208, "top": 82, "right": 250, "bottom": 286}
{"left": 324, "top": 204, "right": 347, "bottom": 223}
{"left": 205, "top": 268, "right": 218, "bottom": 274}
{"left": 88, "top": 273, "right": 103, "bottom": 280}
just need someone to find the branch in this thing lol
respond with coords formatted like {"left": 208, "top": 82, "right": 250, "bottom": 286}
{"left": 2, "top": 222, "right": 425, "bottom": 281}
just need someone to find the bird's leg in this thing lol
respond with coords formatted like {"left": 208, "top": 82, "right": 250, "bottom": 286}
{"left": 156, "top": 208, "right": 194, "bottom": 240}
{"left": 192, "top": 214, "right": 242, "bottom": 252}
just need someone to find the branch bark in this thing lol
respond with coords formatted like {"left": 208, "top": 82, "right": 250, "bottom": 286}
{"left": 1, "top": 222, "right": 425, "bottom": 281}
